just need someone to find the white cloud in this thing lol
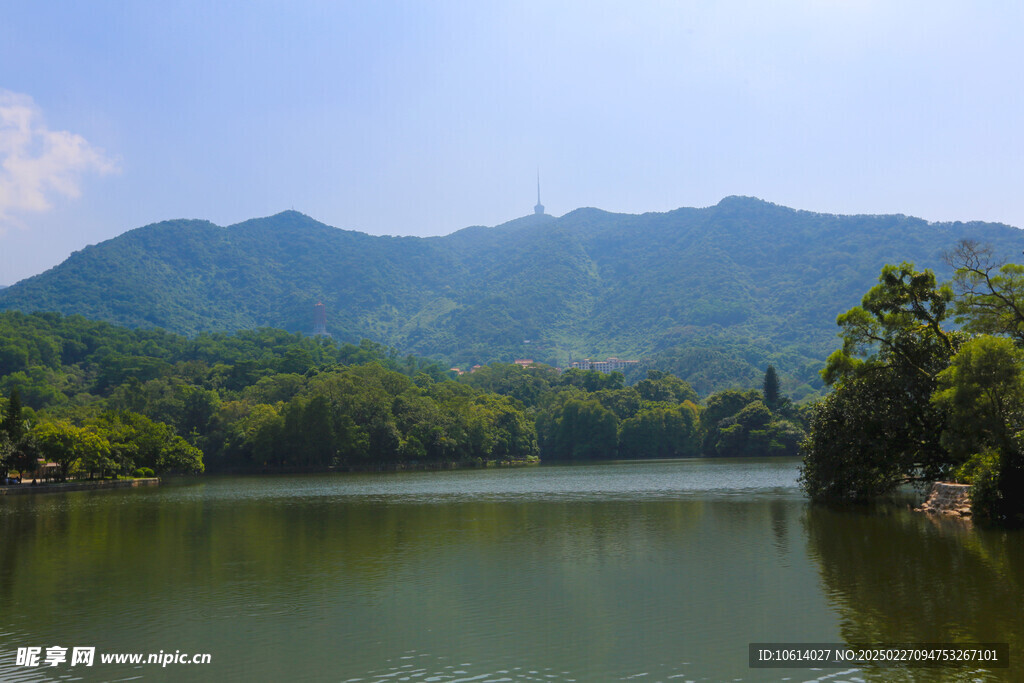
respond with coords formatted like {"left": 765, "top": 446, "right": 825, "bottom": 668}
{"left": 0, "top": 90, "right": 119, "bottom": 229}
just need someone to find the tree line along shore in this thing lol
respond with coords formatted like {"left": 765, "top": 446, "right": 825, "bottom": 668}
{"left": 3, "top": 239, "right": 1024, "bottom": 524}
{"left": 0, "top": 312, "right": 806, "bottom": 486}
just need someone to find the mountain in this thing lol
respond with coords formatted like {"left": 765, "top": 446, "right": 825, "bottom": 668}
{"left": 2, "top": 197, "right": 1022, "bottom": 397}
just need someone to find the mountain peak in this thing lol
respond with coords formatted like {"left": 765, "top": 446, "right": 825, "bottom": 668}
{"left": 271, "top": 209, "right": 312, "bottom": 219}
{"left": 227, "top": 210, "right": 336, "bottom": 234}
{"left": 714, "top": 196, "right": 781, "bottom": 209}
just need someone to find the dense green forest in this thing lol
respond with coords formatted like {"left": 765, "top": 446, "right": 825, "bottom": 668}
{"left": 3, "top": 197, "right": 1022, "bottom": 398}
{"left": 0, "top": 311, "right": 804, "bottom": 482}
{"left": 800, "top": 241, "right": 1024, "bottom": 524}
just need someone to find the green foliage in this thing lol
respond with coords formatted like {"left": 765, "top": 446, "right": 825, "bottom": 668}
{"left": 2, "top": 387, "right": 24, "bottom": 442}
{"left": 800, "top": 370, "right": 937, "bottom": 501}
{"left": 803, "top": 254, "right": 1024, "bottom": 523}
{"left": 947, "top": 240, "right": 1024, "bottom": 345}
{"left": 0, "top": 312, "right": 475, "bottom": 476}
{"left": 953, "top": 450, "right": 1003, "bottom": 522}
{"left": 457, "top": 362, "right": 562, "bottom": 408}
{"left": 823, "top": 262, "right": 954, "bottom": 386}
{"left": 933, "top": 335, "right": 1024, "bottom": 522}
{"left": 0, "top": 310, "right": 810, "bottom": 475}
{"left": 538, "top": 396, "right": 618, "bottom": 461}
{"left": 701, "top": 394, "right": 805, "bottom": 458}
{"left": 933, "top": 336, "right": 1024, "bottom": 459}
{"left": 4, "top": 200, "right": 1023, "bottom": 395}
{"left": 699, "top": 389, "right": 760, "bottom": 455}
{"left": 634, "top": 370, "right": 699, "bottom": 404}
{"left": 557, "top": 369, "right": 626, "bottom": 393}
{"left": 33, "top": 421, "right": 112, "bottom": 481}
{"left": 762, "top": 366, "right": 781, "bottom": 409}
{"left": 1, "top": 425, "right": 40, "bottom": 479}
{"left": 0, "top": 431, "right": 11, "bottom": 479}
{"left": 802, "top": 263, "right": 960, "bottom": 501}
{"left": 618, "top": 403, "right": 699, "bottom": 460}
{"left": 529, "top": 367, "right": 802, "bottom": 461}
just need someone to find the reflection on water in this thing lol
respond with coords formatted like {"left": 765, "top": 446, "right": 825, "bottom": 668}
{"left": 0, "top": 458, "right": 1020, "bottom": 681}
{"left": 805, "top": 504, "right": 1024, "bottom": 682}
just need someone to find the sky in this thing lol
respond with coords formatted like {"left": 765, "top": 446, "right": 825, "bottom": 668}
{"left": 1, "top": 1, "right": 1022, "bottom": 285}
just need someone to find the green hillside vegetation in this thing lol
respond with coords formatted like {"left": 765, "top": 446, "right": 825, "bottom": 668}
{"left": 0, "top": 312, "right": 803, "bottom": 482}
{"left": 3, "top": 197, "right": 1022, "bottom": 397}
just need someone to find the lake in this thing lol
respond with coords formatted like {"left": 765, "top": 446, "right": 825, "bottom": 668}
{"left": 1, "top": 458, "right": 1021, "bottom": 682}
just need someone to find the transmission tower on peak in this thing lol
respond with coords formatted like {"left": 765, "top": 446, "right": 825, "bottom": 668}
{"left": 534, "top": 171, "right": 545, "bottom": 215}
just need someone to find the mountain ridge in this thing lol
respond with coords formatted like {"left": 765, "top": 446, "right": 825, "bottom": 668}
{"left": 2, "top": 197, "right": 1021, "bottom": 397}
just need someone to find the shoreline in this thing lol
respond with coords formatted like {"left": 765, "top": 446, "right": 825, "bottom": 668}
{"left": 0, "top": 478, "right": 160, "bottom": 496}
{"left": 332, "top": 458, "right": 539, "bottom": 473}
{"left": 916, "top": 481, "right": 972, "bottom": 518}
{"left": 207, "top": 458, "right": 542, "bottom": 475}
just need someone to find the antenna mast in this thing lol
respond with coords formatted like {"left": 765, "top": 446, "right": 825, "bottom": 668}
{"left": 534, "top": 170, "right": 545, "bottom": 215}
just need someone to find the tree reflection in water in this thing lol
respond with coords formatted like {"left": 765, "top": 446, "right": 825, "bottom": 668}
{"left": 804, "top": 504, "right": 1024, "bottom": 682}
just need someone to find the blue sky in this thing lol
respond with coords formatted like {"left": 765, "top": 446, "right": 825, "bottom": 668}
{"left": 1, "top": 1, "right": 1022, "bottom": 284}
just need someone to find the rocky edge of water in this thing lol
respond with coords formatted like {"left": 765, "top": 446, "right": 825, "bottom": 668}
{"left": 916, "top": 482, "right": 972, "bottom": 517}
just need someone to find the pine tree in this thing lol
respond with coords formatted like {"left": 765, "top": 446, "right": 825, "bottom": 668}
{"left": 2, "top": 388, "right": 24, "bottom": 442}
{"left": 762, "top": 365, "right": 781, "bottom": 409}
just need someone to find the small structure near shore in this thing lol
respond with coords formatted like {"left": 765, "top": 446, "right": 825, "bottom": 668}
{"left": 916, "top": 482, "right": 972, "bottom": 517}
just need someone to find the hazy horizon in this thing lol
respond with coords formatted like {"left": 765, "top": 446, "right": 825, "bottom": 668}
{"left": 2, "top": 1, "right": 1023, "bottom": 284}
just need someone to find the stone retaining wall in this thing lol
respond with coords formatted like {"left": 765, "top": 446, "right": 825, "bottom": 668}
{"left": 916, "top": 481, "right": 972, "bottom": 517}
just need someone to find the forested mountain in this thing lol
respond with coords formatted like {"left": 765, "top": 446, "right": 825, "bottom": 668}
{"left": 3, "top": 197, "right": 1022, "bottom": 398}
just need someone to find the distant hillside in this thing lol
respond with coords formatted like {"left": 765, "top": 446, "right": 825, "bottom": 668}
{"left": 2, "top": 197, "right": 1022, "bottom": 398}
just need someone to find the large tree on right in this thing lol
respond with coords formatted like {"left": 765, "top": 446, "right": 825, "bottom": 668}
{"left": 800, "top": 263, "right": 963, "bottom": 501}
{"left": 802, "top": 246, "right": 1024, "bottom": 524}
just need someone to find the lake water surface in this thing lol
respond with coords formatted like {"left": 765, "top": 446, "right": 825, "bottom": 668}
{"left": 1, "top": 458, "right": 1021, "bottom": 682}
